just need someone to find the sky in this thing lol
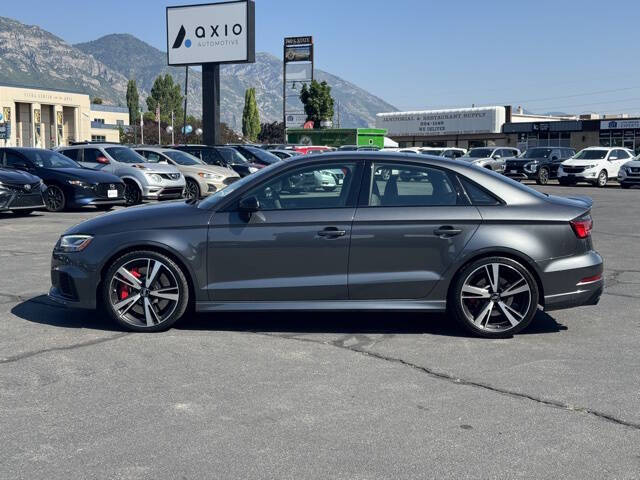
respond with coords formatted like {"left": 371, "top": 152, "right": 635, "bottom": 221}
{"left": 3, "top": 0, "right": 640, "bottom": 114}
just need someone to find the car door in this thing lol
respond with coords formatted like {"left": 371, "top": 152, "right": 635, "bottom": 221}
{"left": 348, "top": 160, "right": 482, "bottom": 300}
{"left": 81, "top": 147, "right": 115, "bottom": 174}
{"left": 610, "top": 149, "right": 630, "bottom": 177}
{"left": 207, "top": 160, "right": 363, "bottom": 301}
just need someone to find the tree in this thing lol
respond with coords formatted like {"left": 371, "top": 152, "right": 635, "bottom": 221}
{"left": 91, "top": 97, "right": 103, "bottom": 104}
{"left": 146, "top": 74, "right": 184, "bottom": 125}
{"left": 299, "top": 80, "right": 335, "bottom": 128}
{"left": 126, "top": 79, "right": 140, "bottom": 126}
{"left": 241, "top": 88, "right": 261, "bottom": 141}
{"left": 258, "top": 121, "right": 285, "bottom": 143}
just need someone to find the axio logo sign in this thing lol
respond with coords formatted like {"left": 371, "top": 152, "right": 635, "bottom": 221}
{"left": 609, "top": 121, "right": 618, "bottom": 129}
{"left": 167, "top": 1, "right": 254, "bottom": 66}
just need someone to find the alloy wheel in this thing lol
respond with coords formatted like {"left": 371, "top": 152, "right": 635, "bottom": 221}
{"left": 124, "top": 183, "right": 141, "bottom": 205}
{"left": 108, "top": 258, "right": 180, "bottom": 328}
{"left": 185, "top": 179, "right": 200, "bottom": 200}
{"left": 459, "top": 262, "right": 532, "bottom": 333}
{"left": 45, "top": 185, "right": 65, "bottom": 212}
{"left": 537, "top": 168, "right": 549, "bottom": 185}
{"left": 597, "top": 171, "right": 607, "bottom": 187}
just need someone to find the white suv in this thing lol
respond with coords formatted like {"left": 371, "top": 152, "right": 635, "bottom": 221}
{"left": 558, "top": 147, "right": 634, "bottom": 187}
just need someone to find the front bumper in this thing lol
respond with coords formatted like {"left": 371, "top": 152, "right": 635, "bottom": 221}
{"left": 0, "top": 188, "right": 45, "bottom": 211}
{"left": 142, "top": 183, "right": 186, "bottom": 200}
{"left": 540, "top": 250, "right": 604, "bottom": 311}
{"left": 49, "top": 250, "right": 99, "bottom": 309}
{"left": 618, "top": 172, "right": 640, "bottom": 184}
{"left": 557, "top": 168, "right": 598, "bottom": 181}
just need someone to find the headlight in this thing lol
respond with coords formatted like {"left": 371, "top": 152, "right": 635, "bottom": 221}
{"left": 68, "top": 179, "right": 90, "bottom": 188}
{"left": 58, "top": 235, "right": 93, "bottom": 252}
{"left": 248, "top": 167, "right": 259, "bottom": 173}
{"left": 198, "top": 172, "right": 224, "bottom": 180}
{"left": 146, "top": 173, "right": 163, "bottom": 183}
{"left": 524, "top": 162, "right": 538, "bottom": 172}
{"left": 583, "top": 164, "right": 597, "bottom": 170}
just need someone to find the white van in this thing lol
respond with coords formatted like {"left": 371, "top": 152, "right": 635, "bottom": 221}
{"left": 558, "top": 147, "right": 634, "bottom": 187}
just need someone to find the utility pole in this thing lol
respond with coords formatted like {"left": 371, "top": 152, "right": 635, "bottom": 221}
{"left": 156, "top": 106, "right": 161, "bottom": 145}
{"left": 183, "top": 66, "right": 188, "bottom": 144}
{"left": 171, "top": 111, "right": 175, "bottom": 145}
{"left": 140, "top": 109, "right": 144, "bottom": 145}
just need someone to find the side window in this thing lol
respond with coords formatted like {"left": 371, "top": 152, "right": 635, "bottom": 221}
{"left": 144, "top": 151, "right": 162, "bottom": 163}
{"left": 83, "top": 148, "right": 103, "bottom": 163}
{"left": 137, "top": 150, "right": 149, "bottom": 159}
{"left": 617, "top": 149, "right": 630, "bottom": 159}
{"left": 241, "top": 162, "right": 358, "bottom": 211}
{"left": 458, "top": 176, "right": 501, "bottom": 206}
{"left": 5, "top": 152, "right": 29, "bottom": 168}
{"left": 202, "top": 150, "right": 222, "bottom": 166}
{"left": 452, "top": 150, "right": 464, "bottom": 158}
{"left": 370, "top": 163, "right": 461, "bottom": 207}
{"left": 61, "top": 149, "right": 79, "bottom": 161}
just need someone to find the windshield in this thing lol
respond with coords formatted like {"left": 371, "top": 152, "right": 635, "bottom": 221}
{"left": 164, "top": 150, "right": 204, "bottom": 166}
{"left": 198, "top": 161, "right": 280, "bottom": 209}
{"left": 242, "top": 146, "right": 281, "bottom": 165}
{"left": 105, "top": 147, "right": 147, "bottom": 164}
{"left": 465, "top": 148, "right": 493, "bottom": 158}
{"left": 573, "top": 149, "right": 608, "bottom": 160}
{"left": 522, "top": 148, "right": 553, "bottom": 159}
{"left": 23, "top": 149, "right": 81, "bottom": 169}
{"left": 217, "top": 147, "right": 249, "bottom": 165}
{"left": 421, "top": 149, "right": 443, "bottom": 155}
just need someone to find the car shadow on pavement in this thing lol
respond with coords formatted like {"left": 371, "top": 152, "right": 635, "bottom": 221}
{"left": 12, "top": 295, "right": 567, "bottom": 337}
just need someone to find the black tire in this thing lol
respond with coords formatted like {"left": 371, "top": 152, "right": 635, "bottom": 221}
{"left": 184, "top": 178, "right": 200, "bottom": 200}
{"left": 536, "top": 167, "right": 550, "bottom": 185}
{"left": 95, "top": 205, "right": 114, "bottom": 211}
{"left": 449, "top": 256, "right": 539, "bottom": 338}
{"left": 124, "top": 180, "right": 142, "bottom": 206}
{"left": 596, "top": 170, "right": 608, "bottom": 188}
{"left": 10, "top": 209, "right": 34, "bottom": 216}
{"left": 102, "top": 250, "right": 190, "bottom": 332}
{"left": 44, "top": 185, "right": 66, "bottom": 212}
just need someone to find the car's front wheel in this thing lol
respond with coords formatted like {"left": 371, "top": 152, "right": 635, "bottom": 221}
{"left": 45, "top": 185, "right": 66, "bottom": 212}
{"left": 596, "top": 170, "right": 608, "bottom": 188}
{"left": 536, "top": 167, "right": 550, "bottom": 185}
{"left": 450, "top": 256, "right": 539, "bottom": 338}
{"left": 124, "top": 181, "right": 142, "bottom": 206}
{"left": 184, "top": 178, "right": 200, "bottom": 200}
{"left": 102, "top": 250, "right": 190, "bottom": 332}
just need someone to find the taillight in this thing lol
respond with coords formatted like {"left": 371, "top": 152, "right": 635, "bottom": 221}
{"left": 571, "top": 214, "right": 593, "bottom": 239}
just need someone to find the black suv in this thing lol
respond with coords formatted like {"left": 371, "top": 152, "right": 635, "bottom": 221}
{"left": 171, "top": 145, "right": 261, "bottom": 177}
{"left": 504, "top": 147, "right": 576, "bottom": 185}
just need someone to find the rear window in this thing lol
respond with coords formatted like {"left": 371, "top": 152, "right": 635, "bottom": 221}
{"left": 458, "top": 176, "right": 501, "bottom": 206}
{"left": 60, "top": 149, "right": 79, "bottom": 161}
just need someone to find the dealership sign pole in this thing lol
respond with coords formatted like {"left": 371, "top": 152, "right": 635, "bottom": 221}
{"left": 167, "top": 1, "right": 255, "bottom": 145}
{"left": 283, "top": 36, "right": 313, "bottom": 141}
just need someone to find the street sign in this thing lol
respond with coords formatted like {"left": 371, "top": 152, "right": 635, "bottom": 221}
{"left": 0, "top": 123, "right": 10, "bottom": 140}
{"left": 285, "top": 36, "right": 313, "bottom": 46}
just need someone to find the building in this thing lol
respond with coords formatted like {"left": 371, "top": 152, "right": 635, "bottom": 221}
{"left": 503, "top": 116, "right": 640, "bottom": 153}
{"left": 0, "top": 84, "right": 129, "bottom": 147}
{"left": 376, "top": 106, "right": 574, "bottom": 149}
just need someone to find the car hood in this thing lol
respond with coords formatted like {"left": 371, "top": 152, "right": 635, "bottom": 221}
{"left": 133, "top": 163, "right": 181, "bottom": 174}
{"left": 46, "top": 168, "right": 122, "bottom": 184}
{"left": 64, "top": 201, "right": 210, "bottom": 236}
{"left": 562, "top": 159, "right": 605, "bottom": 167}
{"left": 506, "top": 156, "right": 546, "bottom": 163}
{"left": 175, "top": 164, "right": 238, "bottom": 177}
{"left": 622, "top": 160, "right": 640, "bottom": 167}
{"left": 0, "top": 167, "right": 40, "bottom": 184}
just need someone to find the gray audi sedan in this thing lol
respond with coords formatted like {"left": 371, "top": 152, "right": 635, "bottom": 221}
{"left": 49, "top": 152, "right": 603, "bottom": 338}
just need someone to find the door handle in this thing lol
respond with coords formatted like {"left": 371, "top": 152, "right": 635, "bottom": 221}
{"left": 317, "top": 227, "right": 346, "bottom": 238}
{"left": 434, "top": 226, "right": 462, "bottom": 237}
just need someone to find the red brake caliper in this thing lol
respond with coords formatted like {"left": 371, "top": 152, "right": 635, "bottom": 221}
{"left": 119, "top": 268, "right": 141, "bottom": 300}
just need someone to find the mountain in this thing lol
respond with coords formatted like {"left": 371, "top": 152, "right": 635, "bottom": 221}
{"left": 0, "top": 16, "right": 397, "bottom": 131}
{"left": 75, "top": 34, "right": 397, "bottom": 130}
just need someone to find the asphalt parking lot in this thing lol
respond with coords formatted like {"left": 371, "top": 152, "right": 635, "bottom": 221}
{"left": 1, "top": 182, "right": 639, "bottom": 479}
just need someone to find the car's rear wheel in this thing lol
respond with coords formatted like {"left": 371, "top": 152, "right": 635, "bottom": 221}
{"left": 124, "top": 181, "right": 142, "bottom": 206}
{"left": 184, "top": 178, "right": 200, "bottom": 200}
{"left": 102, "top": 250, "right": 190, "bottom": 332}
{"left": 596, "top": 170, "right": 608, "bottom": 188}
{"left": 536, "top": 167, "right": 550, "bottom": 185}
{"left": 450, "top": 256, "right": 539, "bottom": 338}
{"left": 44, "top": 185, "right": 66, "bottom": 212}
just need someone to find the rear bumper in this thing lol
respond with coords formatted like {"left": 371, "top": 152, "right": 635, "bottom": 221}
{"left": 540, "top": 250, "right": 604, "bottom": 311}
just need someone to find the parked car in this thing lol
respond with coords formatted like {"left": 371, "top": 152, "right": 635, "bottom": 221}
{"left": 420, "top": 147, "right": 467, "bottom": 160}
{"left": 135, "top": 147, "right": 240, "bottom": 200}
{"left": 0, "top": 147, "right": 124, "bottom": 212}
{"left": 229, "top": 145, "right": 282, "bottom": 166}
{"left": 618, "top": 156, "right": 640, "bottom": 189}
{"left": 269, "top": 149, "right": 300, "bottom": 160}
{"left": 460, "top": 147, "right": 520, "bottom": 172}
{"left": 58, "top": 144, "right": 184, "bottom": 205}
{"left": 557, "top": 147, "right": 634, "bottom": 187}
{"left": 504, "top": 147, "right": 576, "bottom": 184}
{"left": 0, "top": 161, "right": 46, "bottom": 216}
{"left": 50, "top": 152, "right": 602, "bottom": 338}
{"left": 292, "top": 146, "right": 334, "bottom": 155}
{"left": 172, "top": 145, "right": 262, "bottom": 177}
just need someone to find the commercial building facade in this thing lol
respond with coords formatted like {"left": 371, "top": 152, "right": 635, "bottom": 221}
{"left": 0, "top": 84, "right": 129, "bottom": 147}
{"left": 376, "top": 106, "right": 575, "bottom": 150}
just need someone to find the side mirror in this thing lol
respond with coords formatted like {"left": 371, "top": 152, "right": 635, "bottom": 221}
{"left": 492, "top": 155, "right": 501, "bottom": 160}
{"left": 96, "top": 156, "right": 110, "bottom": 164}
{"left": 238, "top": 196, "right": 260, "bottom": 213}
{"left": 609, "top": 156, "right": 617, "bottom": 161}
